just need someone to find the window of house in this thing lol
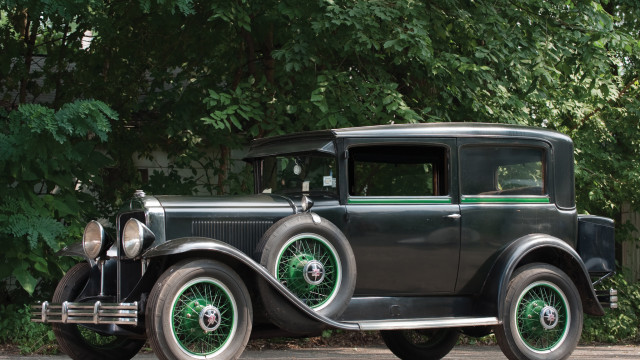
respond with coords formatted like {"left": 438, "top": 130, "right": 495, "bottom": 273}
{"left": 460, "top": 146, "right": 546, "bottom": 196}
{"left": 348, "top": 145, "right": 448, "bottom": 197}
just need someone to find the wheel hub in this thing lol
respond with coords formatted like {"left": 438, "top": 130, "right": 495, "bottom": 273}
{"left": 198, "top": 305, "right": 222, "bottom": 332}
{"left": 303, "top": 260, "right": 325, "bottom": 285}
{"left": 539, "top": 305, "right": 559, "bottom": 330}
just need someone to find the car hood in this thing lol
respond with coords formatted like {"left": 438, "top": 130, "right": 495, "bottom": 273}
{"left": 154, "top": 194, "right": 296, "bottom": 210}
{"left": 141, "top": 194, "right": 297, "bottom": 250}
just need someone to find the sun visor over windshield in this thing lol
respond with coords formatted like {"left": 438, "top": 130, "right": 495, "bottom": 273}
{"left": 243, "top": 139, "right": 336, "bottom": 160}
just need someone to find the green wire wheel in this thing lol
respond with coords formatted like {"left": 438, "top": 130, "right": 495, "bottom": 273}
{"left": 514, "top": 281, "right": 570, "bottom": 353}
{"left": 146, "top": 259, "right": 252, "bottom": 360}
{"left": 275, "top": 233, "right": 341, "bottom": 310}
{"left": 51, "top": 263, "right": 145, "bottom": 360}
{"left": 256, "top": 213, "right": 356, "bottom": 334}
{"left": 495, "top": 263, "right": 583, "bottom": 360}
{"left": 170, "top": 278, "right": 237, "bottom": 357}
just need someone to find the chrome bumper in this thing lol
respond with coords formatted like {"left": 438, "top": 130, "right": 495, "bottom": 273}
{"left": 31, "top": 301, "right": 138, "bottom": 326}
{"left": 596, "top": 288, "right": 618, "bottom": 309}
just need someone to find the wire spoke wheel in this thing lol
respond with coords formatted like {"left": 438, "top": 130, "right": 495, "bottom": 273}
{"left": 276, "top": 234, "right": 341, "bottom": 309}
{"left": 147, "top": 259, "right": 252, "bottom": 360}
{"left": 494, "top": 263, "right": 582, "bottom": 360}
{"left": 515, "top": 281, "right": 569, "bottom": 352}
{"left": 255, "top": 213, "right": 356, "bottom": 334}
{"left": 51, "top": 263, "right": 145, "bottom": 360}
{"left": 171, "top": 278, "right": 237, "bottom": 357}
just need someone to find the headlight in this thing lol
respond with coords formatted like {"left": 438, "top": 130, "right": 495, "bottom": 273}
{"left": 83, "top": 221, "right": 110, "bottom": 259}
{"left": 122, "top": 218, "right": 155, "bottom": 258}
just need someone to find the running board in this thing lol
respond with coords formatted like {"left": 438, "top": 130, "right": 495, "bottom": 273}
{"left": 345, "top": 317, "right": 500, "bottom": 331}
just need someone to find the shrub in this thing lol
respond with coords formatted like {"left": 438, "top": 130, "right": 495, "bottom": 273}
{"left": 582, "top": 274, "right": 640, "bottom": 343}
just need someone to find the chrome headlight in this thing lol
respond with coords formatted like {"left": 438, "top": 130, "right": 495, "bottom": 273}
{"left": 83, "top": 221, "right": 110, "bottom": 259}
{"left": 122, "top": 218, "right": 155, "bottom": 258}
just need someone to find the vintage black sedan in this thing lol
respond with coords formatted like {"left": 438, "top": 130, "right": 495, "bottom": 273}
{"left": 32, "top": 123, "right": 617, "bottom": 360}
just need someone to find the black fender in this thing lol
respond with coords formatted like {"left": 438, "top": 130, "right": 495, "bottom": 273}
{"left": 57, "top": 242, "right": 94, "bottom": 265}
{"left": 142, "top": 237, "right": 360, "bottom": 331}
{"left": 479, "top": 234, "right": 604, "bottom": 318}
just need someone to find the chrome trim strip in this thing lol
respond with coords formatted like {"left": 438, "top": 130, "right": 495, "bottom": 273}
{"left": 352, "top": 317, "right": 501, "bottom": 331}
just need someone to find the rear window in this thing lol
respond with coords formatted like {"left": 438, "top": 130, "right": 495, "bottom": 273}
{"left": 460, "top": 146, "right": 546, "bottom": 196}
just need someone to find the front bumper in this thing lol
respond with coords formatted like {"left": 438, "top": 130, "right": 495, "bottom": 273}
{"left": 31, "top": 301, "right": 138, "bottom": 326}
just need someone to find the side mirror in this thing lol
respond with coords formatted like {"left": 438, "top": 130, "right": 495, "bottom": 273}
{"left": 301, "top": 195, "right": 314, "bottom": 212}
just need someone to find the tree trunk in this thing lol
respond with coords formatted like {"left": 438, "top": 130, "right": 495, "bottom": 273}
{"left": 18, "top": 11, "right": 38, "bottom": 105}
{"left": 53, "top": 23, "right": 70, "bottom": 109}
{"left": 264, "top": 25, "right": 275, "bottom": 84}
{"left": 217, "top": 145, "right": 230, "bottom": 195}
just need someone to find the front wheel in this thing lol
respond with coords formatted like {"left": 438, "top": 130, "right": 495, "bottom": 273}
{"left": 380, "top": 328, "right": 459, "bottom": 360}
{"left": 146, "top": 259, "right": 252, "bottom": 360}
{"left": 494, "top": 263, "right": 583, "bottom": 360}
{"left": 52, "top": 263, "right": 145, "bottom": 360}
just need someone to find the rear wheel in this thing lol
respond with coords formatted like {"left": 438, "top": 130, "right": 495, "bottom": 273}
{"left": 146, "top": 259, "right": 252, "bottom": 360}
{"left": 494, "top": 263, "right": 582, "bottom": 360}
{"left": 380, "top": 328, "right": 459, "bottom": 360}
{"left": 52, "top": 263, "right": 145, "bottom": 360}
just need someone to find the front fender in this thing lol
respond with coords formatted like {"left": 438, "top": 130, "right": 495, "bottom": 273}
{"left": 142, "top": 237, "right": 359, "bottom": 331}
{"left": 56, "top": 242, "right": 94, "bottom": 264}
{"left": 479, "top": 234, "right": 604, "bottom": 318}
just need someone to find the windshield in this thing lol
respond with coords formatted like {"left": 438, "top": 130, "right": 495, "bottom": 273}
{"left": 259, "top": 154, "right": 338, "bottom": 197}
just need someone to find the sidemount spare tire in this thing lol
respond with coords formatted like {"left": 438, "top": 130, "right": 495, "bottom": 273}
{"left": 255, "top": 213, "right": 356, "bottom": 334}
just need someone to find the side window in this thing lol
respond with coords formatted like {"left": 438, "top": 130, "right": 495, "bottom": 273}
{"left": 348, "top": 145, "right": 448, "bottom": 197}
{"left": 460, "top": 146, "right": 546, "bottom": 196}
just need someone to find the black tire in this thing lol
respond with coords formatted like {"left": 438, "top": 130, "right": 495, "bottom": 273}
{"left": 146, "top": 259, "right": 252, "bottom": 360}
{"left": 494, "top": 263, "right": 583, "bottom": 360}
{"left": 255, "top": 213, "right": 356, "bottom": 334}
{"left": 52, "top": 263, "right": 145, "bottom": 360}
{"left": 380, "top": 328, "right": 460, "bottom": 360}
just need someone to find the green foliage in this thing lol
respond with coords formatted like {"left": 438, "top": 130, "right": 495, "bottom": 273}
{"left": 0, "top": 304, "right": 58, "bottom": 354}
{"left": 583, "top": 274, "right": 640, "bottom": 343}
{"left": 0, "top": 101, "right": 115, "bottom": 300}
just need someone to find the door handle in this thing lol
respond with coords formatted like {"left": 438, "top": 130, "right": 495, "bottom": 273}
{"left": 445, "top": 214, "right": 461, "bottom": 219}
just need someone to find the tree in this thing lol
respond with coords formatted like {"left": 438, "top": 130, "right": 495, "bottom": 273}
{"left": 1, "top": 0, "right": 639, "bottom": 290}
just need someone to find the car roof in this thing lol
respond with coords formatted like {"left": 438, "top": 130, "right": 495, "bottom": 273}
{"left": 331, "top": 122, "right": 569, "bottom": 141}
{"left": 248, "top": 123, "right": 571, "bottom": 149}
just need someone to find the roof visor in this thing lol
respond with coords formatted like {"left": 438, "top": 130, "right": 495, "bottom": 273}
{"left": 243, "top": 139, "right": 336, "bottom": 160}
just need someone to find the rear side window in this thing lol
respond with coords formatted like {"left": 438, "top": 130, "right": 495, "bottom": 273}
{"left": 460, "top": 146, "right": 546, "bottom": 196}
{"left": 348, "top": 145, "right": 448, "bottom": 197}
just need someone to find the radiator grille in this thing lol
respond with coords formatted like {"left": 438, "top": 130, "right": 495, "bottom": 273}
{"left": 191, "top": 220, "right": 274, "bottom": 254}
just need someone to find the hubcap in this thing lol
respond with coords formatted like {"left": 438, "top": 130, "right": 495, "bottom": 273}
{"left": 540, "top": 305, "right": 559, "bottom": 330}
{"left": 199, "top": 305, "right": 222, "bottom": 332}
{"left": 276, "top": 234, "right": 341, "bottom": 309}
{"left": 303, "top": 260, "right": 325, "bottom": 285}
{"left": 515, "top": 281, "right": 570, "bottom": 353}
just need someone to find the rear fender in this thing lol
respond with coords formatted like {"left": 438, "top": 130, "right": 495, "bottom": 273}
{"left": 479, "top": 234, "right": 604, "bottom": 318}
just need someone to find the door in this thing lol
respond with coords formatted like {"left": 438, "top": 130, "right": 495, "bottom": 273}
{"left": 342, "top": 138, "right": 460, "bottom": 296}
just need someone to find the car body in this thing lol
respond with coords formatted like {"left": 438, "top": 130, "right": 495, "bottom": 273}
{"left": 32, "top": 123, "right": 617, "bottom": 360}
